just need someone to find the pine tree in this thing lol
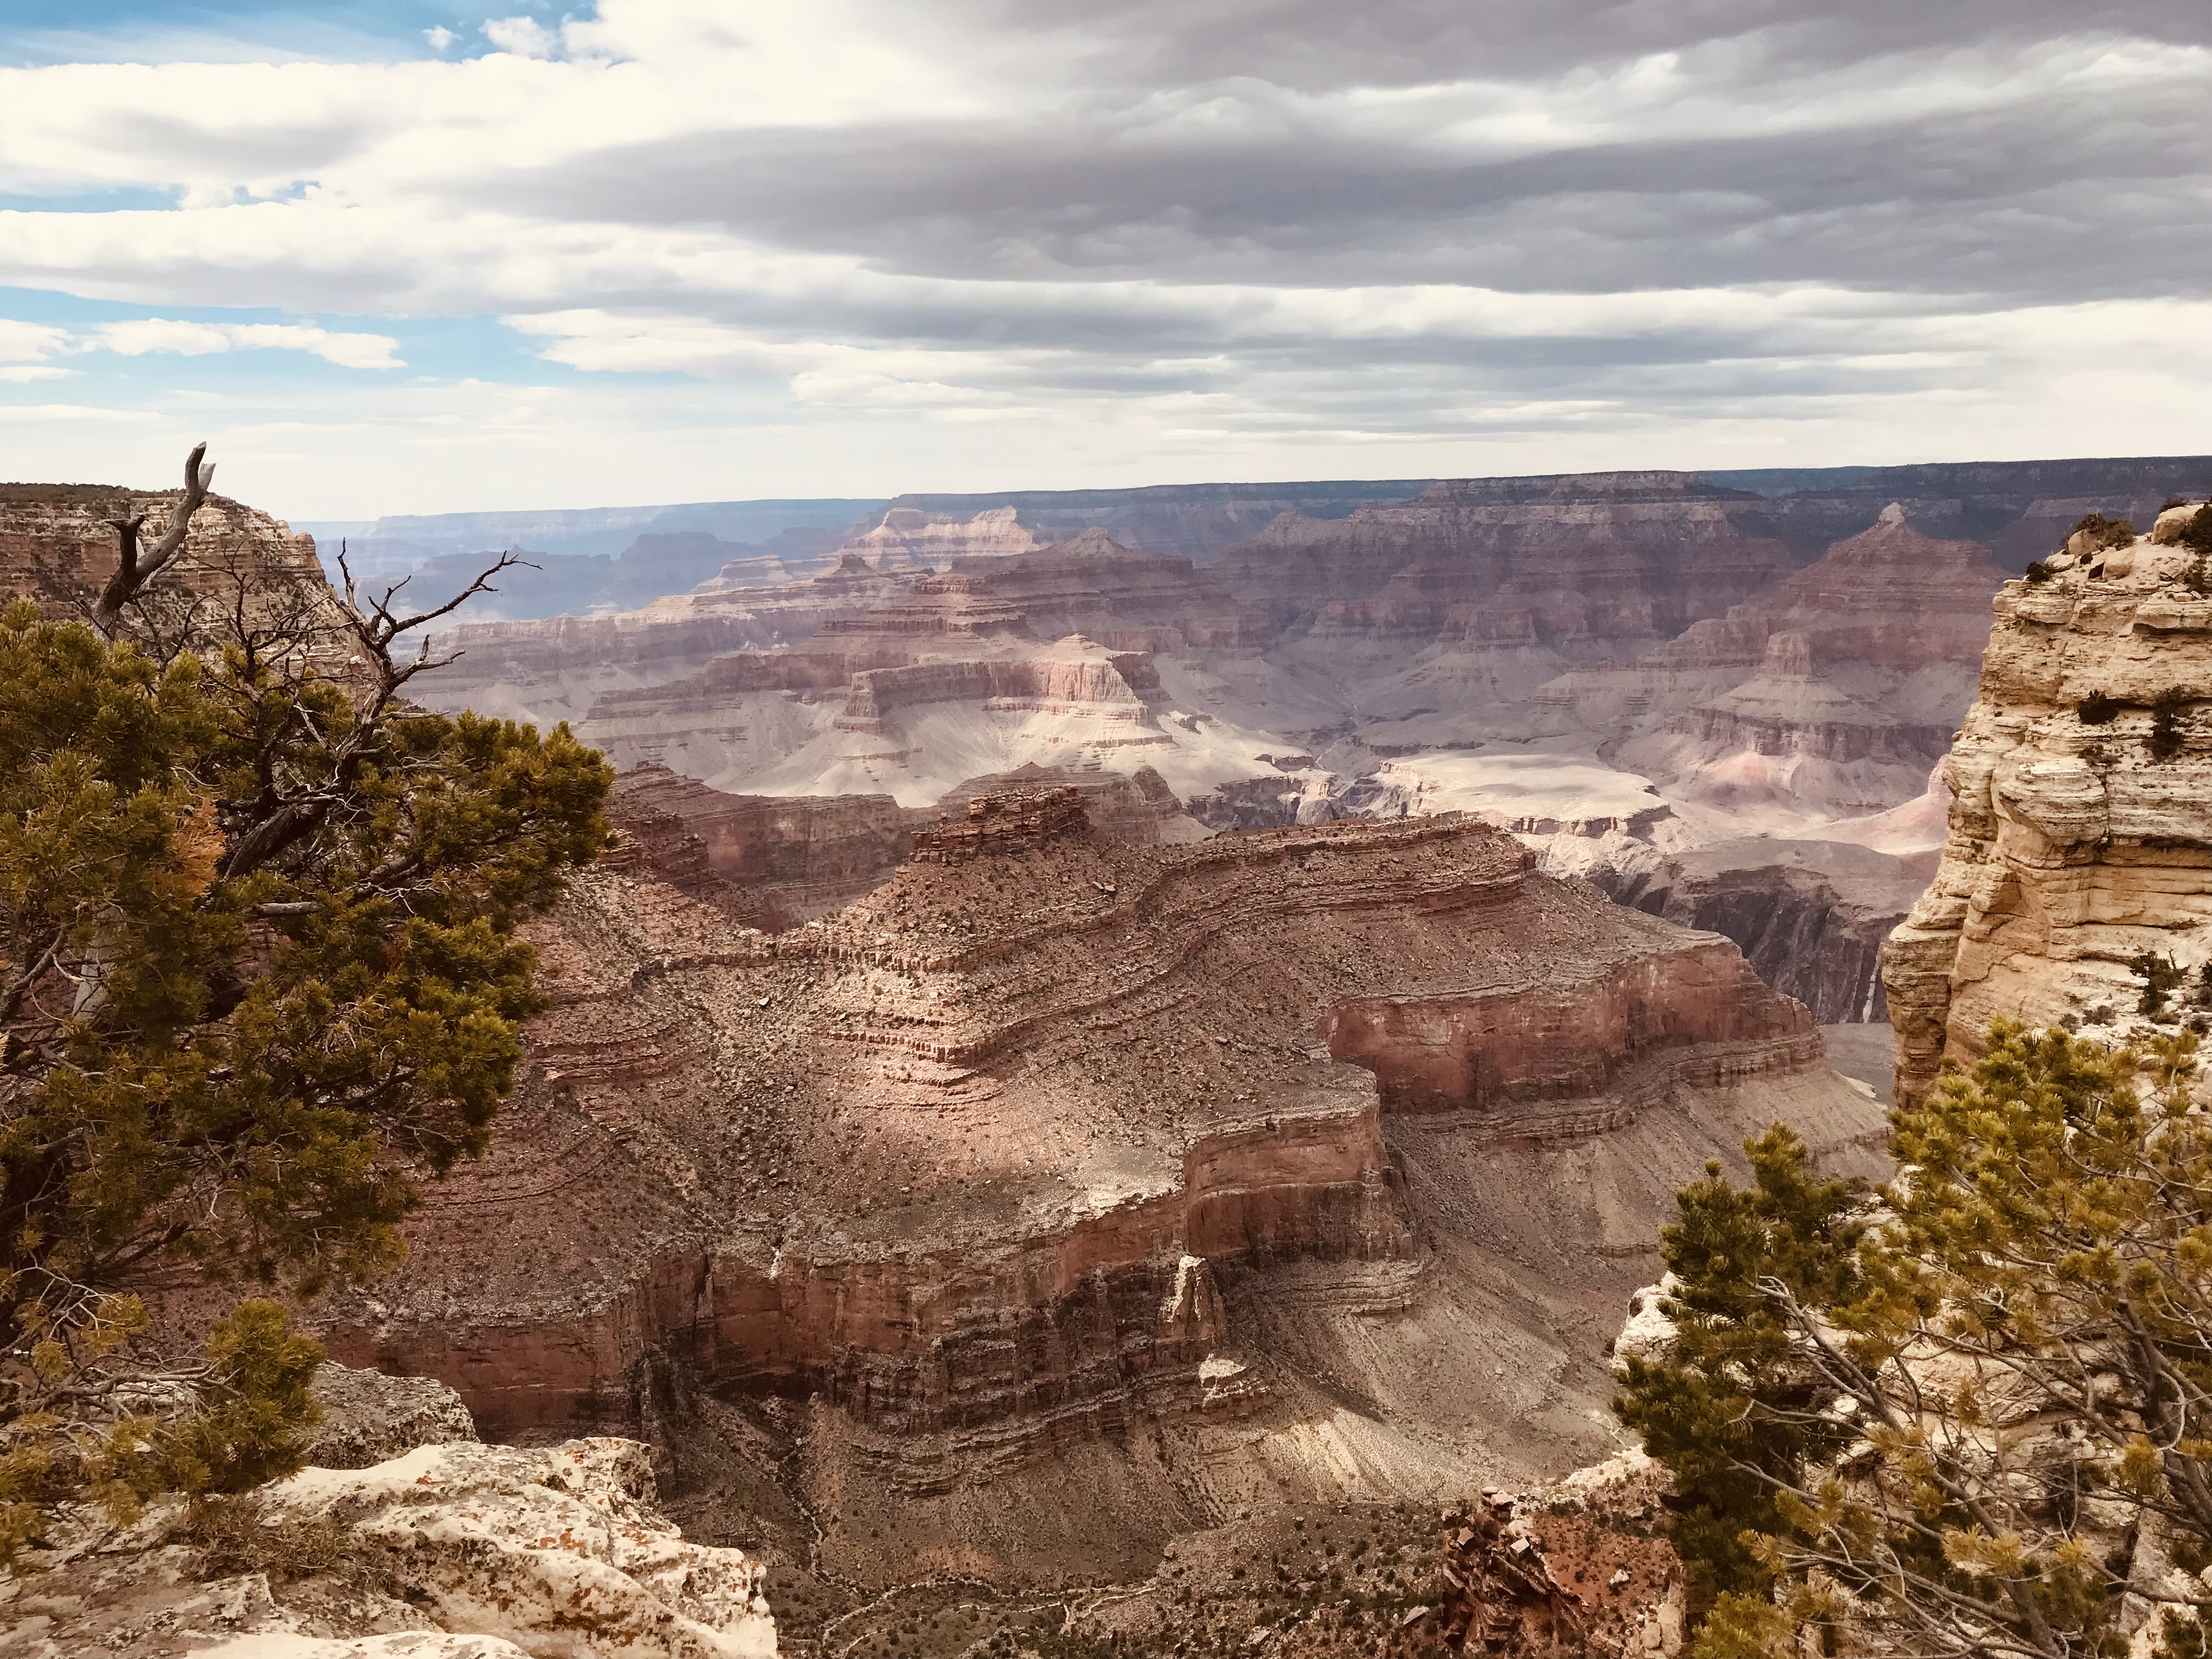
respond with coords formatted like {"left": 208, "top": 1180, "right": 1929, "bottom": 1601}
{"left": 0, "top": 452, "right": 612, "bottom": 1556}
{"left": 1619, "top": 1021, "right": 2212, "bottom": 1658}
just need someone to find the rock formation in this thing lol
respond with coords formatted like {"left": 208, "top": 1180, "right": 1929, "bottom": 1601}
{"left": 2, "top": 1436, "right": 776, "bottom": 1659}
{"left": 1536, "top": 504, "right": 2007, "bottom": 828}
{"left": 848, "top": 478, "right": 1437, "bottom": 565}
{"left": 419, "top": 537, "right": 1288, "bottom": 810}
{"left": 0, "top": 482, "right": 330, "bottom": 623}
{"left": 283, "top": 797, "right": 1881, "bottom": 1584}
{"left": 1731, "top": 456, "right": 2212, "bottom": 567}
{"left": 306, "top": 1362, "right": 480, "bottom": 1470}
{"left": 1883, "top": 499, "right": 2212, "bottom": 1106}
{"left": 1596, "top": 838, "right": 1938, "bottom": 1024}
{"left": 1207, "top": 472, "right": 1796, "bottom": 723}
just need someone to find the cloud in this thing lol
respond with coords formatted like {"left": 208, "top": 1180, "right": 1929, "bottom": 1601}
{"left": 91, "top": 319, "right": 403, "bottom": 369}
{"left": 425, "top": 27, "right": 458, "bottom": 53}
{"left": 482, "top": 18, "right": 561, "bottom": 59}
{"left": 0, "top": 0, "right": 2207, "bottom": 506}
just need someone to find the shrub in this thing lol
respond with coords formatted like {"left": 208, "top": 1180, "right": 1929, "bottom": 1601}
{"left": 2077, "top": 690, "right": 2121, "bottom": 724}
{"left": 2135, "top": 949, "right": 2188, "bottom": 1017}
{"left": 0, "top": 454, "right": 614, "bottom": 1556}
{"left": 2023, "top": 560, "right": 2053, "bottom": 584}
{"left": 1620, "top": 1024, "right": 2212, "bottom": 1659}
{"left": 2151, "top": 686, "right": 2191, "bottom": 759}
{"left": 2179, "top": 505, "right": 2212, "bottom": 556}
{"left": 2068, "top": 510, "right": 2137, "bottom": 551}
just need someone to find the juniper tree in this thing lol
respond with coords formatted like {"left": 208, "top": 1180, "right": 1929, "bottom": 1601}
{"left": 0, "top": 447, "right": 611, "bottom": 1558}
{"left": 1620, "top": 1022, "right": 2212, "bottom": 1659}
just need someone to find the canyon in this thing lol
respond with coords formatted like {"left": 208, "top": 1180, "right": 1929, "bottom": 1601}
{"left": 297, "top": 795, "right": 1882, "bottom": 1603}
{"left": 1883, "top": 496, "right": 2212, "bottom": 1105}
{"left": 402, "top": 465, "right": 2098, "bottom": 1028}
{"left": 14, "top": 457, "right": 2212, "bottom": 1651}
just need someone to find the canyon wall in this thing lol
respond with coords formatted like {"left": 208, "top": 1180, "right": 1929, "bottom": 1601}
{"left": 304, "top": 803, "right": 1881, "bottom": 1581}
{"left": 1883, "top": 499, "right": 2212, "bottom": 1106}
{"left": 0, "top": 482, "right": 330, "bottom": 620}
{"left": 1730, "top": 457, "right": 2212, "bottom": 567}
{"left": 1596, "top": 839, "right": 1938, "bottom": 1023}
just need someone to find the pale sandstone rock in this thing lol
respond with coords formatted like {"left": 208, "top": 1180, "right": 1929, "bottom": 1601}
{"left": 1881, "top": 503, "right": 2212, "bottom": 1105}
{"left": 264, "top": 1439, "right": 774, "bottom": 1659}
{"left": 0, "top": 1440, "right": 771, "bottom": 1659}
{"left": 306, "top": 1363, "right": 479, "bottom": 1470}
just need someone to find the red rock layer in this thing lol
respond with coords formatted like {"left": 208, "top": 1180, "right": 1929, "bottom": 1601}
{"left": 310, "top": 810, "right": 1835, "bottom": 1456}
{"left": 1210, "top": 473, "right": 1794, "bottom": 656}
{"left": 0, "top": 483, "right": 329, "bottom": 619}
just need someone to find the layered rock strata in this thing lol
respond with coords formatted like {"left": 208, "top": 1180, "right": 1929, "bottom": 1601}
{"left": 605, "top": 763, "right": 926, "bottom": 929}
{"left": 421, "top": 539, "right": 1287, "bottom": 810}
{"left": 1597, "top": 840, "right": 1939, "bottom": 1024}
{"left": 1207, "top": 472, "right": 1795, "bottom": 719}
{"left": 1545, "top": 505, "right": 2007, "bottom": 826}
{"left": 295, "top": 803, "right": 1880, "bottom": 1581}
{"left": 0, "top": 482, "right": 331, "bottom": 624}
{"left": 1883, "top": 500, "right": 2212, "bottom": 1106}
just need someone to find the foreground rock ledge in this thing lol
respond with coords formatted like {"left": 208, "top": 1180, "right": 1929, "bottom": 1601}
{"left": 0, "top": 1438, "right": 775, "bottom": 1659}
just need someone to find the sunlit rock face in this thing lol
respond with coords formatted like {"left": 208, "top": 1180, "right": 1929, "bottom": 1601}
{"left": 6, "top": 1436, "right": 777, "bottom": 1659}
{"left": 0, "top": 483, "right": 335, "bottom": 630}
{"left": 1883, "top": 500, "right": 2212, "bottom": 1107}
{"left": 298, "top": 801, "right": 1881, "bottom": 1583}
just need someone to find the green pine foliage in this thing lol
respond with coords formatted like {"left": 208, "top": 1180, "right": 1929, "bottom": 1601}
{"left": 1618, "top": 1022, "right": 2212, "bottom": 1659}
{"left": 0, "top": 591, "right": 611, "bottom": 1558}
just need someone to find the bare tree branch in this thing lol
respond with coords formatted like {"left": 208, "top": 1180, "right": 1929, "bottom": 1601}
{"left": 95, "top": 441, "right": 214, "bottom": 635}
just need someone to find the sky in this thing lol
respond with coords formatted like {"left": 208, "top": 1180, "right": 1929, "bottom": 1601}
{"left": 0, "top": 1, "right": 2207, "bottom": 518}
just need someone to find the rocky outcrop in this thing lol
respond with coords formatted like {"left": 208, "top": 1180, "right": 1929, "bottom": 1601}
{"left": 0, "top": 1438, "right": 776, "bottom": 1659}
{"left": 275, "top": 803, "right": 1880, "bottom": 1582}
{"left": 1882, "top": 499, "right": 2212, "bottom": 1107}
{"left": 0, "top": 483, "right": 331, "bottom": 624}
{"left": 606, "top": 764, "right": 925, "bottom": 929}
{"left": 1435, "top": 1457, "right": 1684, "bottom": 1659}
{"left": 306, "top": 1363, "right": 479, "bottom": 1470}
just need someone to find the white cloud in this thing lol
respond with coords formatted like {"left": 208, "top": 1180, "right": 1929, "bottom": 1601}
{"left": 0, "top": 0, "right": 2206, "bottom": 507}
{"left": 0, "top": 319, "right": 72, "bottom": 364}
{"left": 91, "top": 319, "right": 403, "bottom": 369}
{"left": 482, "top": 17, "right": 560, "bottom": 59}
{"left": 0, "top": 365, "right": 70, "bottom": 383}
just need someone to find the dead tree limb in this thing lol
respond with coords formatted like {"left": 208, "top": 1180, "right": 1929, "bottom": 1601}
{"left": 95, "top": 441, "right": 214, "bottom": 635}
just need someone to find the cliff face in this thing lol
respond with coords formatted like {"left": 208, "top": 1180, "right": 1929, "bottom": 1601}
{"left": 0, "top": 482, "right": 329, "bottom": 619}
{"left": 601, "top": 760, "right": 1209, "bottom": 931}
{"left": 1211, "top": 473, "right": 1793, "bottom": 683}
{"left": 857, "top": 479, "right": 1435, "bottom": 565}
{"left": 1883, "top": 500, "right": 2212, "bottom": 1107}
{"left": 1598, "top": 838, "right": 1938, "bottom": 1023}
{"left": 1745, "top": 458, "right": 2212, "bottom": 567}
{"left": 1584, "top": 506, "right": 2007, "bottom": 825}
{"left": 298, "top": 804, "right": 1881, "bottom": 1583}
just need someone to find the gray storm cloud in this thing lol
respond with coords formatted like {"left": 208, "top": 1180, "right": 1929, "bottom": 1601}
{"left": 0, "top": 0, "right": 2206, "bottom": 504}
